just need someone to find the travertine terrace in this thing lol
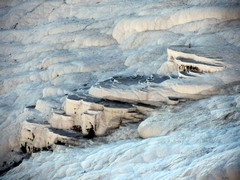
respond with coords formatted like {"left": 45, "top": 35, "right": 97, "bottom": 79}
{"left": 0, "top": 0, "right": 240, "bottom": 179}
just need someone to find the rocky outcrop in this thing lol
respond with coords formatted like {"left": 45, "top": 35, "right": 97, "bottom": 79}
{"left": 20, "top": 120, "right": 80, "bottom": 153}
{"left": 54, "top": 94, "right": 148, "bottom": 136}
{"left": 19, "top": 93, "right": 152, "bottom": 154}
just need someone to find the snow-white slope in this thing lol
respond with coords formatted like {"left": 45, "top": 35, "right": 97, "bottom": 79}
{"left": 0, "top": 0, "right": 240, "bottom": 178}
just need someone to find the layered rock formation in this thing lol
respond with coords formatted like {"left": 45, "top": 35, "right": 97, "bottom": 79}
{"left": 90, "top": 45, "right": 240, "bottom": 105}
{"left": 1, "top": 0, "right": 240, "bottom": 179}
{"left": 19, "top": 93, "right": 150, "bottom": 156}
{"left": 4, "top": 94, "right": 240, "bottom": 180}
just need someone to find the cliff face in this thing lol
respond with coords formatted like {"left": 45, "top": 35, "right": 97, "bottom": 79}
{"left": 0, "top": 0, "right": 240, "bottom": 179}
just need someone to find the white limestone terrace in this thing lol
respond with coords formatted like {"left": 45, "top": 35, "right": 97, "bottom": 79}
{"left": 4, "top": 94, "right": 240, "bottom": 180}
{"left": 90, "top": 45, "right": 240, "bottom": 105}
{"left": 0, "top": 0, "right": 240, "bottom": 178}
{"left": 54, "top": 93, "right": 148, "bottom": 135}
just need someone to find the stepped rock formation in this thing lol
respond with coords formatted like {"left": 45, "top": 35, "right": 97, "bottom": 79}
{"left": 90, "top": 45, "right": 240, "bottom": 105}
{"left": 0, "top": 0, "right": 240, "bottom": 179}
{"left": 19, "top": 93, "right": 150, "bottom": 155}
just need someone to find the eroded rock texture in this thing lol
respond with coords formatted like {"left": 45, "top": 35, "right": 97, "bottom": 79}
{"left": 0, "top": 0, "right": 240, "bottom": 179}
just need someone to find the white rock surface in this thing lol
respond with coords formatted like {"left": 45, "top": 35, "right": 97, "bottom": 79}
{"left": 4, "top": 95, "right": 240, "bottom": 179}
{"left": 138, "top": 94, "right": 240, "bottom": 138}
{"left": 0, "top": 0, "right": 240, "bottom": 178}
{"left": 58, "top": 94, "right": 146, "bottom": 135}
{"left": 90, "top": 46, "right": 240, "bottom": 105}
